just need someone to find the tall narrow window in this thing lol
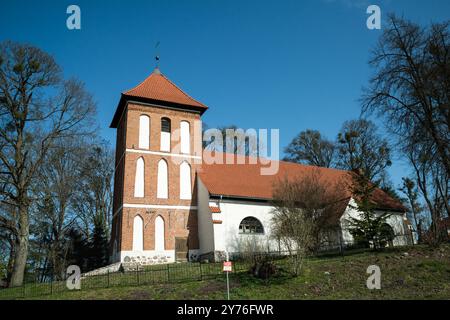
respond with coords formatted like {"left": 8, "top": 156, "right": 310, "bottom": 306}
{"left": 155, "top": 216, "right": 165, "bottom": 251}
{"left": 157, "top": 159, "right": 168, "bottom": 199}
{"left": 133, "top": 215, "right": 144, "bottom": 251}
{"left": 134, "top": 157, "right": 145, "bottom": 198}
{"left": 180, "top": 121, "right": 190, "bottom": 154}
{"left": 180, "top": 161, "right": 192, "bottom": 200}
{"left": 160, "top": 117, "right": 171, "bottom": 152}
{"left": 139, "top": 115, "right": 150, "bottom": 149}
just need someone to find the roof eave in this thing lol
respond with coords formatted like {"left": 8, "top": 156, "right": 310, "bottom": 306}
{"left": 208, "top": 193, "right": 405, "bottom": 212}
{"left": 110, "top": 94, "right": 208, "bottom": 128}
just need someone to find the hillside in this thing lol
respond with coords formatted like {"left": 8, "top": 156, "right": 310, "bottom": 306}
{"left": 1, "top": 245, "right": 450, "bottom": 300}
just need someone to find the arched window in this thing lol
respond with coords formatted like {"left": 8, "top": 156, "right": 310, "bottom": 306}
{"left": 379, "top": 223, "right": 395, "bottom": 247}
{"left": 139, "top": 115, "right": 150, "bottom": 149}
{"left": 134, "top": 157, "right": 145, "bottom": 198}
{"left": 157, "top": 159, "right": 168, "bottom": 199}
{"left": 155, "top": 216, "right": 165, "bottom": 251}
{"left": 133, "top": 215, "right": 144, "bottom": 251}
{"left": 180, "top": 161, "right": 192, "bottom": 200}
{"left": 180, "top": 121, "right": 190, "bottom": 154}
{"left": 160, "top": 117, "right": 171, "bottom": 152}
{"left": 239, "top": 217, "right": 264, "bottom": 234}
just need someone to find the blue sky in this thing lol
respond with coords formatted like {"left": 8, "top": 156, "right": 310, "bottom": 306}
{"left": 1, "top": 0, "right": 449, "bottom": 189}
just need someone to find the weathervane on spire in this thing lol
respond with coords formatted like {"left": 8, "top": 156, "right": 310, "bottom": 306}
{"left": 154, "top": 41, "right": 160, "bottom": 68}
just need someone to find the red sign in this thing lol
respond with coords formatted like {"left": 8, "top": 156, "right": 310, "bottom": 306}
{"left": 223, "top": 261, "right": 232, "bottom": 272}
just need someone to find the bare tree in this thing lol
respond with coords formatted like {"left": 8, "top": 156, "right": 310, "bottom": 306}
{"left": 71, "top": 141, "right": 114, "bottom": 239}
{"left": 336, "top": 119, "right": 392, "bottom": 183}
{"left": 28, "top": 137, "right": 113, "bottom": 279}
{"left": 31, "top": 137, "right": 87, "bottom": 279}
{"left": 271, "top": 170, "right": 346, "bottom": 276}
{"left": 362, "top": 15, "right": 450, "bottom": 178}
{"left": 361, "top": 15, "right": 450, "bottom": 244}
{"left": 0, "top": 41, "right": 96, "bottom": 287}
{"left": 406, "top": 139, "right": 449, "bottom": 245}
{"left": 284, "top": 129, "right": 336, "bottom": 167}
{"left": 400, "top": 177, "right": 425, "bottom": 243}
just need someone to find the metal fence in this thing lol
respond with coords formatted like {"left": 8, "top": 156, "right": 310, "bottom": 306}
{"left": 0, "top": 260, "right": 254, "bottom": 300}
{"left": 0, "top": 239, "right": 413, "bottom": 300}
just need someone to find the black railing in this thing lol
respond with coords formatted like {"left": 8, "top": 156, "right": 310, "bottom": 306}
{"left": 0, "top": 260, "right": 253, "bottom": 300}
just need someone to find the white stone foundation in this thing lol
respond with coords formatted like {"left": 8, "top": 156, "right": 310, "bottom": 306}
{"left": 120, "top": 250, "right": 175, "bottom": 265}
{"left": 118, "top": 249, "right": 201, "bottom": 265}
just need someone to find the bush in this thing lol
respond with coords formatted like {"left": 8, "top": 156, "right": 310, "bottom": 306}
{"left": 250, "top": 260, "right": 277, "bottom": 279}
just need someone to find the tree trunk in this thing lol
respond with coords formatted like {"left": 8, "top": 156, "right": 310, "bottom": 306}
{"left": 9, "top": 206, "right": 29, "bottom": 287}
{"left": 10, "top": 237, "right": 28, "bottom": 287}
{"left": 6, "top": 242, "right": 15, "bottom": 285}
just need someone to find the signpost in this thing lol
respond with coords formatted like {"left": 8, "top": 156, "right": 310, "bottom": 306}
{"left": 223, "top": 251, "right": 232, "bottom": 300}
{"left": 223, "top": 261, "right": 232, "bottom": 272}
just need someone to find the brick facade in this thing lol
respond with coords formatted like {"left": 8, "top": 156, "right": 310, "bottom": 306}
{"left": 110, "top": 101, "right": 203, "bottom": 263}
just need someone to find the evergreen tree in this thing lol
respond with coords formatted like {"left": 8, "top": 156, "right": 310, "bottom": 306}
{"left": 345, "top": 170, "right": 392, "bottom": 250}
{"left": 66, "top": 228, "right": 89, "bottom": 273}
{"left": 88, "top": 215, "right": 109, "bottom": 270}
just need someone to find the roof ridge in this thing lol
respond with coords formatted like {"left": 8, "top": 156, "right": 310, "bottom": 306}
{"left": 201, "top": 150, "right": 351, "bottom": 174}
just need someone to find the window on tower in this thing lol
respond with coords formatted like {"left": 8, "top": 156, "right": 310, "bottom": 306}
{"left": 134, "top": 157, "right": 145, "bottom": 198}
{"left": 160, "top": 117, "right": 171, "bottom": 152}
{"left": 180, "top": 121, "right": 190, "bottom": 154}
{"left": 132, "top": 215, "right": 144, "bottom": 251}
{"left": 157, "top": 159, "right": 168, "bottom": 199}
{"left": 154, "top": 215, "right": 165, "bottom": 251}
{"left": 180, "top": 161, "right": 192, "bottom": 200}
{"left": 138, "top": 115, "right": 150, "bottom": 149}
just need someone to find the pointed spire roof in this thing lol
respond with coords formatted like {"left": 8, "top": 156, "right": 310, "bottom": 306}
{"left": 110, "top": 68, "right": 208, "bottom": 128}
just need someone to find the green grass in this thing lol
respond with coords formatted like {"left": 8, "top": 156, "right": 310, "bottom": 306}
{"left": 1, "top": 244, "right": 449, "bottom": 300}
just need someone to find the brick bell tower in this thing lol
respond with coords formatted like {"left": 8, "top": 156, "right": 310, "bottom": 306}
{"left": 109, "top": 67, "right": 207, "bottom": 265}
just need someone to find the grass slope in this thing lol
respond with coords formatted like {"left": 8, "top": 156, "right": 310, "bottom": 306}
{"left": 4, "top": 245, "right": 450, "bottom": 300}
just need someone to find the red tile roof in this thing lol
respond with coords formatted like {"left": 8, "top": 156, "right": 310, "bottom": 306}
{"left": 209, "top": 206, "right": 221, "bottom": 213}
{"left": 110, "top": 68, "right": 207, "bottom": 128}
{"left": 198, "top": 152, "right": 405, "bottom": 212}
{"left": 124, "top": 68, "right": 207, "bottom": 109}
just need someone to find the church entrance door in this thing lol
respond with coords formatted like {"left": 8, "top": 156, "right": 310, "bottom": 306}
{"left": 175, "top": 237, "right": 188, "bottom": 262}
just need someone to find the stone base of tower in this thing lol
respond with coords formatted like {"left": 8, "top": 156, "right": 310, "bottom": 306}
{"left": 110, "top": 206, "right": 200, "bottom": 265}
{"left": 113, "top": 249, "right": 200, "bottom": 265}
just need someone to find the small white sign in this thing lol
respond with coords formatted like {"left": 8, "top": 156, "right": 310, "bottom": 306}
{"left": 223, "top": 261, "right": 232, "bottom": 272}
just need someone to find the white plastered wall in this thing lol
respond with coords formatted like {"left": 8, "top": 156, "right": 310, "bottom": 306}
{"left": 196, "top": 179, "right": 215, "bottom": 255}
{"left": 340, "top": 198, "right": 410, "bottom": 246}
{"left": 211, "top": 199, "right": 280, "bottom": 254}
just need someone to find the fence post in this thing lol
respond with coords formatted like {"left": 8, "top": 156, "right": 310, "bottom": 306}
{"left": 136, "top": 267, "right": 140, "bottom": 286}
{"left": 22, "top": 283, "right": 25, "bottom": 298}
{"left": 167, "top": 264, "right": 170, "bottom": 283}
{"left": 339, "top": 236, "right": 344, "bottom": 257}
{"left": 50, "top": 278, "right": 53, "bottom": 295}
{"left": 199, "top": 263, "right": 203, "bottom": 281}
{"left": 107, "top": 270, "right": 110, "bottom": 288}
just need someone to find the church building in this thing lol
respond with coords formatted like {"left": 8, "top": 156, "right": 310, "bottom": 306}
{"left": 109, "top": 67, "right": 411, "bottom": 265}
